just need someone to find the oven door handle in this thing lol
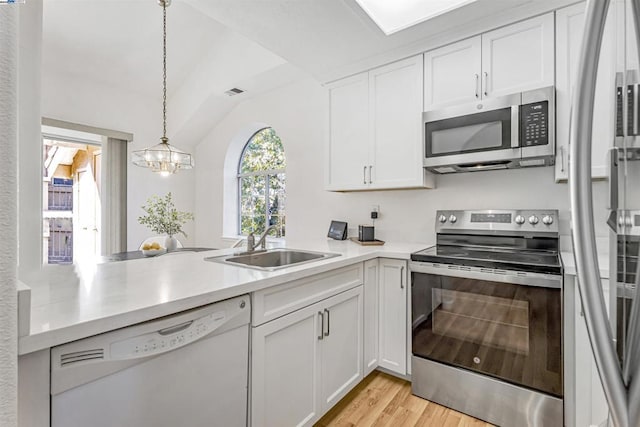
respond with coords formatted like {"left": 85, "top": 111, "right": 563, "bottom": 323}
{"left": 408, "top": 262, "right": 561, "bottom": 289}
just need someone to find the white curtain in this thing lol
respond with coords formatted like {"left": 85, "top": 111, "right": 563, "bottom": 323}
{"left": 0, "top": 5, "right": 19, "bottom": 427}
{"left": 102, "top": 137, "right": 128, "bottom": 255}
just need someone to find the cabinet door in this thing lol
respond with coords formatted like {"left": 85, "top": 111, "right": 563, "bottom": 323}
{"left": 363, "top": 259, "right": 379, "bottom": 376}
{"left": 326, "top": 72, "right": 370, "bottom": 191}
{"left": 319, "top": 286, "right": 364, "bottom": 412}
{"left": 252, "top": 303, "right": 322, "bottom": 427}
{"left": 482, "top": 13, "right": 555, "bottom": 98}
{"left": 573, "top": 278, "right": 610, "bottom": 427}
{"left": 424, "top": 36, "right": 482, "bottom": 110}
{"left": 369, "top": 55, "right": 430, "bottom": 189}
{"left": 378, "top": 259, "right": 407, "bottom": 375}
{"left": 555, "top": 2, "right": 616, "bottom": 181}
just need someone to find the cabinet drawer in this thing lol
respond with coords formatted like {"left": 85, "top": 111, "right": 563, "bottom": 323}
{"left": 252, "top": 263, "right": 364, "bottom": 326}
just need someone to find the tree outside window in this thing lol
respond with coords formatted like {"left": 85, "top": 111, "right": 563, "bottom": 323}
{"left": 238, "top": 128, "right": 286, "bottom": 237}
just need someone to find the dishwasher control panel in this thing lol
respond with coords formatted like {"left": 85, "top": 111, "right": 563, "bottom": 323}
{"left": 110, "top": 310, "right": 226, "bottom": 359}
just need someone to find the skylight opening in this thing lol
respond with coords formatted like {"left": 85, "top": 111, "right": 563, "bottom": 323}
{"left": 355, "top": 0, "right": 479, "bottom": 35}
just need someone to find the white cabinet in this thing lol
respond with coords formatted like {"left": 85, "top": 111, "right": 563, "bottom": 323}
{"left": 319, "top": 288, "right": 364, "bottom": 410}
{"left": 481, "top": 13, "right": 555, "bottom": 98}
{"left": 424, "top": 36, "right": 482, "bottom": 110}
{"left": 327, "top": 72, "right": 370, "bottom": 190}
{"left": 369, "top": 56, "right": 427, "bottom": 189}
{"left": 423, "top": 13, "right": 554, "bottom": 111}
{"left": 378, "top": 258, "right": 407, "bottom": 375}
{"left": 326, "top": 55, "right": 434, "bottom": 191}
{"left": 251, "top": 286, "right": 363, "bottom": 427}
{"left": 566, "top": 274, "right": 610, "bottom": 427}
{"left": 555, "top": 2, "right": 616, "bottom": 181}
{"left": 363, "top": 259, "right": 379, "bottom": 375}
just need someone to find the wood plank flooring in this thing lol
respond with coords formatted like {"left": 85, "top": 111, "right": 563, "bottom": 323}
{"left": 315, "top": 371, "right": 494, "bottom": 427}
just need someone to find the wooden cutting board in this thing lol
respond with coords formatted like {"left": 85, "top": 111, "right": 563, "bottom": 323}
{"left": 348, "top": 237, "right": 385, "bottom": 246}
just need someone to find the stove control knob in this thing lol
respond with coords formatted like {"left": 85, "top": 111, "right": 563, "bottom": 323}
{"left": 438, "top": 215, "right": 447, "bottom": 223}
{"left": 449, "top": 215, "right": 457, "bottom": 224}
{"left": 542, "top": 215, "right": 554, "bottom": 225}
{"left": 528, "top": 215, "right": 539, "bottom": 225}
{"left": 515, "top": 215, "right": 525, "bottom": 225}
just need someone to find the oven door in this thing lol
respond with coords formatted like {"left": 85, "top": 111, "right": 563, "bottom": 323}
{"left": 423, "top": 93, "right": 521, "bottom": 169}
{"left": 410, "top": 262, "right": 562, "bottom": 398}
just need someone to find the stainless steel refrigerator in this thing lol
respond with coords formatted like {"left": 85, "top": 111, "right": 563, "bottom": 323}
{"left": 571, "top": 0, "right": 640, "bottom": 426}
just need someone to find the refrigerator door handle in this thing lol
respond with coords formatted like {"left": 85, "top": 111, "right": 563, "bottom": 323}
{"left": 625, "top": 4, "right": 640, "bottom": 426}
{"left": 569, "top": 1, "right": 629, "bottom": 426}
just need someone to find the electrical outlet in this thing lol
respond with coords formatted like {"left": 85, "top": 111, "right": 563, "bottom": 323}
{"left": 370, "top": 205, "right": 380, "bottom": 220}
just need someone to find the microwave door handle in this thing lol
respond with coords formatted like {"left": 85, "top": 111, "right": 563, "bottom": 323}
{"left": 569, "top": 0, "right": 628, "bottom": 426}
{"left": 511, "top": 106, "right": 519, "bottom": 148}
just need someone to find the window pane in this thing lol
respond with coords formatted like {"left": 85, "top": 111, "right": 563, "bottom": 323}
{"left": 240, "top": 175, "right": 266, "bottom": 235}
{"left": 268, "top": 173, "right": 286, "bottom": 237}
{"left": 239, "top": 128, "right": 286, "bottom": 173}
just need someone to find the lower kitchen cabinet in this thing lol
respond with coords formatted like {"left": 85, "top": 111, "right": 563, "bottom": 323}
{"left": 251, "top": 286, "right": 363, "bottom": 427}
{"left": 566, "top": 274, "right": 610, "bottom": 427}
{"left": 378, "top": 258, "right": 407, "bottom": 375}
{"left": 363, "top": 259, "right": 379, "bottom": 376}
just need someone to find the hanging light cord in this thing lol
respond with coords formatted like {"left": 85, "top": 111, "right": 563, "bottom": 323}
{"left": 162, "top": 1, "right": 168, "bottom": 141}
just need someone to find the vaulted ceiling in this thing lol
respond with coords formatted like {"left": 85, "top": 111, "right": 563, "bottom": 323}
{"left": 43, "top": 0, "right": 575, "bottom": 148}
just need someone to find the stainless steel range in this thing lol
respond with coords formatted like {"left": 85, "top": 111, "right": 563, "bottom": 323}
{"left": 410, "top": 209, "right": 562, "bottom": 427}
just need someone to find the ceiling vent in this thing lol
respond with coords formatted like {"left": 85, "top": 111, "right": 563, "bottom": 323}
{"left": 225, "top": 88, "right": 245, "bottom": 96}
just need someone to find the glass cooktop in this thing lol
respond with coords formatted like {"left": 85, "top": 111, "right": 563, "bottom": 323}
{"left": 411, "top": 244, "right": 562, "bottom": 275}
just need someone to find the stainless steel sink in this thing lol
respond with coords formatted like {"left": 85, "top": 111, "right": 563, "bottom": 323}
{"left": 205, "top": 248, "right": 339, "bottom": 271}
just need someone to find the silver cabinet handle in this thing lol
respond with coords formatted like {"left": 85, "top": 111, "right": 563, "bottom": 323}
{"left": 560, "top": 146, "right": 565, "bottom": 173}
{"left": 483, "top": 71, "right": 488, "bottom": 97}
{"left": 363, "top": 166, "right": 367, "bottom": 185}
{"left": 368, "top": 165, "right": 373, "bottom": 184}
{"left": 318, "top": 311, "right": 324, "bottom": 340}
{"left": 569, "top": 1, "right": 627, "bottom": 426}
{"left": 400, "top": 266, "right": 405, "bottom": 289}
{"left": 475, "top": 74, "right": 479, "bottom": 98}
{"left": 324, "top": 308, "right": 330, "bottom": 337}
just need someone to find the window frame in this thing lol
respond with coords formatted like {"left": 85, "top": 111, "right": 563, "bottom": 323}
{"left": 237, "top": 128, "right": 286, "bottom": 237}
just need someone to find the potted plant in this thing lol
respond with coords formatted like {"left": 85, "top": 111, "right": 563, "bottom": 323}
{"left": 138, "top": 192, "right": 194, "bottom": 251}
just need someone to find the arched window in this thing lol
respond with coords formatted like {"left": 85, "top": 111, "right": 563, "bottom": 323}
{"left": 238, "top": 128, "right": 286, "bottom": 237}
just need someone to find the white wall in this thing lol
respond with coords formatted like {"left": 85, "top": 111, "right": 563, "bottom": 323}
{"left": 41, "top": 71, "right": 196, "bottom": 250}
{"left": 195, "top": 77, "right": 611, "bottom": 249}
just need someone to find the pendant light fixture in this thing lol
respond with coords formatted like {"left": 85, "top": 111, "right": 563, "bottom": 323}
{"left": 132, "top": 0, "right": 193, "bottom": 176}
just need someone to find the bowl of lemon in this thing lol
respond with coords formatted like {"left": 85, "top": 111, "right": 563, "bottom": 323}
{"left": 141, "top": 242, "right": 167, "bottom": 257}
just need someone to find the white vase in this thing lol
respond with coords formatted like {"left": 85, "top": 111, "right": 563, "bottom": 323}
{"left": 165, "top": 235, "right": 178, "bottom": 251}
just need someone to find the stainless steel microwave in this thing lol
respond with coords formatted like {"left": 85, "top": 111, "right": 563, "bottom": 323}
{"left": 423, "top": 86, "right": 555, "bottom": 174}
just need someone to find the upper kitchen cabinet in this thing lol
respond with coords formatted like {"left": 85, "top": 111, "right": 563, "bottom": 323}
{"left": 326, "top": 55, "right": 435, "bottom": 191}
{"left": 482, "top": 13, "right": 555, "bottom": 98}
{"left": 424, "top": 36, "right": 482, "bottom": 110}
{"left": 555, "top": 2, "right": 616, "bottom": 181}
{"left": 326, "top": 72, "right": 370, "bottom": 191}
{"left": 423, "top": 13, "right": 554, "bottom": 111}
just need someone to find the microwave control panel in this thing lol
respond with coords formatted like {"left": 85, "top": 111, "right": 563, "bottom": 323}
{"left": 520, "top": 101, "right": 549, "bottom": 147}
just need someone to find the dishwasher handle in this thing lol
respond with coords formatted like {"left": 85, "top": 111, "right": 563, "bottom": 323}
{"left": 158, "top": 320, "right": 193, "bottom": 336}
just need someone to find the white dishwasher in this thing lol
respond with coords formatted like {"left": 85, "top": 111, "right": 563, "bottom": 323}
{"left": 50, "top": 295, "right": 250, "bottom": 427}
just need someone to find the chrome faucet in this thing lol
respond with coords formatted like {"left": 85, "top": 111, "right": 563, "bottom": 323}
{"left": 246, "top": 225, "right": 277, "bottom": 252}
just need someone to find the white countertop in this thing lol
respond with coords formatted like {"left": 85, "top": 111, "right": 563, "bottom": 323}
{"left": 561, "top": 250, "right": 610, "bottom": 279}
{"left": 18, "top": 239, "right": 429, "bottom": 355}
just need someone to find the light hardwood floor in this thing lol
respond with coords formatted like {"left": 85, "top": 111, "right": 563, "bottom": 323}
{"left": 315, "top": 371, "right": 494, "bottom": 427}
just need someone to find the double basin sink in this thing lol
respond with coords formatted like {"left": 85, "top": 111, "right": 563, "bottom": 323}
{"left": 205, "top": 248, "right": 339, "bottom": 271}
